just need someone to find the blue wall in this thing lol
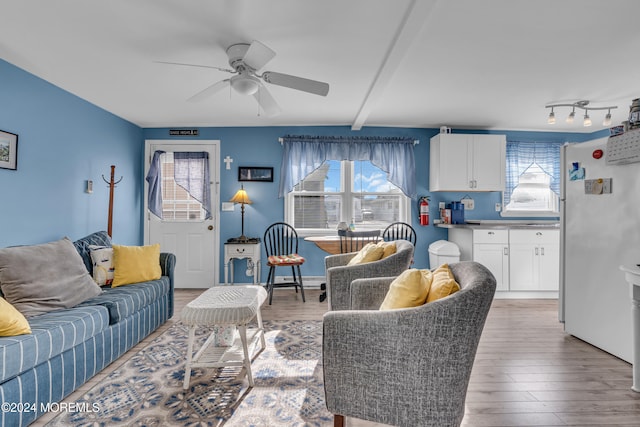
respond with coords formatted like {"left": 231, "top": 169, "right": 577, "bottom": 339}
{"left": 0, "top": 60, "right": 143, "bottom": 247}
{"left": 143, "top": 126, "right": 608, "bottom": 282}
{"left": 0, "top": 60, "right": 610, "bottom": 283}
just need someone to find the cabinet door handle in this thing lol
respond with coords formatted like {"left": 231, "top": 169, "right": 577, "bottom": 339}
{"left": 536, "top": 232, "right": 542, "bottom": 236}
{"left": 541, "top": 247, "right": 545, "bottom": 256}
{"left": 535, "top": 247, "right": 539, "bottom": 255}
{"left": 488, "top": 231, "right": 495, "bottom": 235}
{"left": 469, "top": 180, "right": 474, "bottom": 188}
{"left": 504, "top": 247, "right": 508, "bottom": 256}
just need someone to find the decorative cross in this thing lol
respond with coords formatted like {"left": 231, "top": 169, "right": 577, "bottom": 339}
{"left": 223, "top": 156, "right": 233, "bottom": 170}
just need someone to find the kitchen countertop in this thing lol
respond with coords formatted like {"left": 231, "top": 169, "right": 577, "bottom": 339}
{"left": 435, "top": 220, "right": 560, "bottom": 230}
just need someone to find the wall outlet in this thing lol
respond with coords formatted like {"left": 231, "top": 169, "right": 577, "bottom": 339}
{"left": 495, "top": 203, "right": 501, "bottom": 211}
{"left": 461, "top": 198, "right": 474, "bottom": 210}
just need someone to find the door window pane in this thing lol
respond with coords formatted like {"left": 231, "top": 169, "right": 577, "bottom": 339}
{"left": 160, "top": 153, "right": 206, "bottom": 221}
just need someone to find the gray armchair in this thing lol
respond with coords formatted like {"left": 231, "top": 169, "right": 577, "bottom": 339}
{"left": 322, "top": 261, "right": 496, "bottom": 427}
{"left": 325, "top": 239, "right": 414, "bottom": 311}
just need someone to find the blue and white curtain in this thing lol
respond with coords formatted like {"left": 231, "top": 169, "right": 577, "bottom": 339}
{"left": 145, "top": 151, "right": 212, "bottom": 220}
{"left": 278, "top": 135, "right": 417, "bottom": 199}
{"left": 505, "top": 141, "right": 564, "bottom": 206}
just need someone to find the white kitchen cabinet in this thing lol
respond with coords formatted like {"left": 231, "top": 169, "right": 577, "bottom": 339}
{"left": 472, "top": 229, "right": 509, "bottom": 291}
{"left": 446, "top": 225, "right": 559, "bottom": 297}
{"left": 509, "top": 229, "right": 559, "bottom": 291}
{"left": 429, "top": 133, "right": 506, "bottom": 191}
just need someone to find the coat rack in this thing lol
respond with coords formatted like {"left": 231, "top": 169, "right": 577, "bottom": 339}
{"left": 101, "top": 165, "right": 123, "bottom": 237}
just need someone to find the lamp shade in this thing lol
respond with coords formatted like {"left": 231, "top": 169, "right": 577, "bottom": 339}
{"left": 230, "top": 187, "right": 252, "bottom": 204}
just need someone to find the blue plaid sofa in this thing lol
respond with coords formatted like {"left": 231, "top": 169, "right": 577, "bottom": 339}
{"left": 0, "top": 231, "right": 175, "bottom": 427}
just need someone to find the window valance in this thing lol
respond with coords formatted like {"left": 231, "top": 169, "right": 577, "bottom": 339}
{"left": 278, "top": 135, "right": 417, "bottom": 199}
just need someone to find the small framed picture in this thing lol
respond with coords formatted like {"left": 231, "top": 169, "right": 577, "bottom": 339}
{"left": 238, "top": 166, "right": 274, "bottom": 182}
{"left": 0, "top": 130, "right": 18, "bottom": 170}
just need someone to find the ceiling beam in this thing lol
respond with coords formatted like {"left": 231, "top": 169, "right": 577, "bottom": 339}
{"left": 351, "top": 0, "right": 439, "bottom": 131}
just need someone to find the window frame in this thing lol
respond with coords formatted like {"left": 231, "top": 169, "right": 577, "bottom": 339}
{"left": 285, "top": 160, "right": 411, "bottom": 237}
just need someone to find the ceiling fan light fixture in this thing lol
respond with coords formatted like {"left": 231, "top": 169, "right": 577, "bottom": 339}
{"left": 230, "top": 74, "right": 260, "bottom": 96}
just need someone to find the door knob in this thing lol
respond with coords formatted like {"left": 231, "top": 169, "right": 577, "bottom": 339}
{"left": 208, "top": 225, "right": 214, "bottom": 230}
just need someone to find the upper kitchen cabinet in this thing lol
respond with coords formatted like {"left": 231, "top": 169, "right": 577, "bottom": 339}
{"left": 429, "top": 134, "right": 506, "bottom": 191}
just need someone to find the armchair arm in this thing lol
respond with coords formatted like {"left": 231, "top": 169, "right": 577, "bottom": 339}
{"left": 160, "top": 252, "right": 176, "bottom": 318}
{"left": 349, "top": 277, "right": 395, "bottom": 310}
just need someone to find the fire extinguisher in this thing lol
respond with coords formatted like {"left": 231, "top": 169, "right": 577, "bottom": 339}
{"left": 419, "top": 196, "right": 430, "bottom": 226}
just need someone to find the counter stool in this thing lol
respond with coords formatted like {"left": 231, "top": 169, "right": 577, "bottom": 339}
{"left": 181, "top": 285, "right": 267, "bottom": 389}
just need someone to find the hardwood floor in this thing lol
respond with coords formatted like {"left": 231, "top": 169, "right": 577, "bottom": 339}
{"left": 33, "top": 289, "right": 640, "bottom": 426}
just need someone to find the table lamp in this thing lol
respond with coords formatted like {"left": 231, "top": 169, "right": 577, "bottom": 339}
{"left": 230, "top": 185, "right": 252, "bottom": 242}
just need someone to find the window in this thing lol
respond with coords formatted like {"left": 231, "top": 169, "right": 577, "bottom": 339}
{"left": 285, "top": 160, "right": 410, "bottom": 236}
{"left": 159, "top": 153, "right": 207, "bottom": 221}
{"left": 503, "top": 141, "right": 563, "bottom": 216}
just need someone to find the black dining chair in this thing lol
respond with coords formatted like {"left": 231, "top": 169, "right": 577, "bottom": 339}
{"left": 263, "top": 222, "right": 306, "bottom": 305}
{"left": 383, "top": 222, "right": 417, "bottom": 246}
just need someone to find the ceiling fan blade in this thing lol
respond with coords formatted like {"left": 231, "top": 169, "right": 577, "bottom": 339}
{"left": 242, "top": 40, "right": 276, "bottom": 71}
{"left": 262, "top": 71, "right": 329, "bottom": 96}
{"left": 187, "top": 79, "right": 230, "bottom": 102}
{"left": 154, "top": 61, "right": 234, "bottom": 74}
{"left": 253, "top": 84, "right": 281, "bottom": 116}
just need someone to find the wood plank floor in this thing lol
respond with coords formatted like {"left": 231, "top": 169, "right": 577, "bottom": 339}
{"left": 33, "top": 289, "right": 640, "bottom": 427}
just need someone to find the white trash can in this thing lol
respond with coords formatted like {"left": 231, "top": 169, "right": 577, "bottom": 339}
{"left": 428, "top": 240, "right": 460, "bottom": 268}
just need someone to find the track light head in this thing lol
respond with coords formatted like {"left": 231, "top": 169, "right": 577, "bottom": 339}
{"left": 603, "top": 109, "right": 612, "bottom": 126}
{"left": 547, "top": 109, "right": 556, "bottom": 124}
{"left": 583, "top": 111, "right": 592, "bottom": 127}
{"left": 566, "top": 108, "right": 575, "bottom": 124}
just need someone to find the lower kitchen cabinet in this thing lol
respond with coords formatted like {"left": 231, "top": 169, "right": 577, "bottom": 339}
{"left": 509, "top": 229, "right": 559, "bottom": 292}
{"left": 448, "top": 227, "right": 559, "bottom": 298}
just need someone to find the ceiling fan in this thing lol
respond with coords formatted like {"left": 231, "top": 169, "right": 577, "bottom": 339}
{"left": 157, "top": 40, "right": 330, "bottom": 116}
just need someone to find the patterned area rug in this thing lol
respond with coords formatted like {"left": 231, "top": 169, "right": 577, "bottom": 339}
{"left": 47, "top": 320, "right": 332, "bottom": 426}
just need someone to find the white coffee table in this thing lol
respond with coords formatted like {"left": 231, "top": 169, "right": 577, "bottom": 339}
{"left": 181, "top": 285, "right": 267, "bottom": 389}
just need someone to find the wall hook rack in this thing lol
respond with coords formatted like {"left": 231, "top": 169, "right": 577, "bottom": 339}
{"left": 101, "top": 165, "right": 123, "bottom": 237}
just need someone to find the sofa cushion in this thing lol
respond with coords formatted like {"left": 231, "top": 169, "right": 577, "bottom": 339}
{"left": 0, "top": 297, "right": 31, "bottom": 336}
{"left": 89, "top": 245, "right": 114, "bottom": 286}
{"left": 0, "top": 305, "right": 109, "bottom": 383}
{"left": 112, "top": 244, "right": 162, "bottom": 287}
{"left": 78, "top": 278, "right": 170, "bottom": 324}
{"left": 0, "top": 238, "right": 103, "bottom": 317}
{"left": 73, "top": 231, "right": 112, "bottom": 276}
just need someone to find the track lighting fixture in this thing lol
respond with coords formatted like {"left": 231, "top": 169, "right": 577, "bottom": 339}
{"left": 546, "top": 100, "right": 617, "bottom": 127}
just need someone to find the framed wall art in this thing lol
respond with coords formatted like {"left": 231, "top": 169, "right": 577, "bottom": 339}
{"left": 238, "top": 166, "right": 274, "bottom": 182}
{"left": 0, "top": 130, "right": 18, "bottom": 170}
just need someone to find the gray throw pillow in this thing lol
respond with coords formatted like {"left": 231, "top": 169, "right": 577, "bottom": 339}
{"left": 0, "top": 237, "right": 103, "bottom": 317}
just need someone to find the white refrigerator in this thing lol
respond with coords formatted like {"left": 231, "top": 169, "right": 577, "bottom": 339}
{"left": 561, "top": 136, "right": 640, "bottom": 363}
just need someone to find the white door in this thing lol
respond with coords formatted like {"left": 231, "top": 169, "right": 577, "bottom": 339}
{"left": 144, "top": 140, "right": 220, "bottom": 288}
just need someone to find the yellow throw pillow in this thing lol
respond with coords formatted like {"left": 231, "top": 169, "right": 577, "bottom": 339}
{"left": 0, "top": 297, "right": 31, "bottom": 336}
{"left": 347, "top": 243, "right": 385, "bottom": 266}
{"left": 379, "top": 269, "right": 432, "bottom": 310}
{"left": 426, "top": 263, "right": 461, "bottom": 303}
{"left": 111, "top": 244, "right": 162, "bottom": 287}
{"left": 377, "top": 241, "right": 397, "bottom": 259}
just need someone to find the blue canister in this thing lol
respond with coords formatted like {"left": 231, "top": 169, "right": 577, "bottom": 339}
{"left": 450, "top": 201, "right": 465, "bottom": 224}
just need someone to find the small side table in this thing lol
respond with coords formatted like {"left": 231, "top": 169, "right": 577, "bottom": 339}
{"left": 225, "top": 241, "right": 261, "bottom": 285}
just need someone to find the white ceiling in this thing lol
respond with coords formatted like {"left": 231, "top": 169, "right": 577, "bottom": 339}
{"left": 1, "top": 0, "right": 638, "bottom": 132}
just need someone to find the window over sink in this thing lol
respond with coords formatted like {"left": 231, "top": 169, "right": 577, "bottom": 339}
{"left": 502, "top": 141, "right": 563, "bottom": 217}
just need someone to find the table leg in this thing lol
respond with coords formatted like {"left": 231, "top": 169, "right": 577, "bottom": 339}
{"left": 183, "top": 326, "right": 196, "bottom": 390}
{"left": 632, "top": 294, "right": 640, "bottom": 392}
{"left": 224, "top": 259, "right": 229, "bottom": 285}
{"left": 238, "top": 325, "right": 254, "bottom": 387}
